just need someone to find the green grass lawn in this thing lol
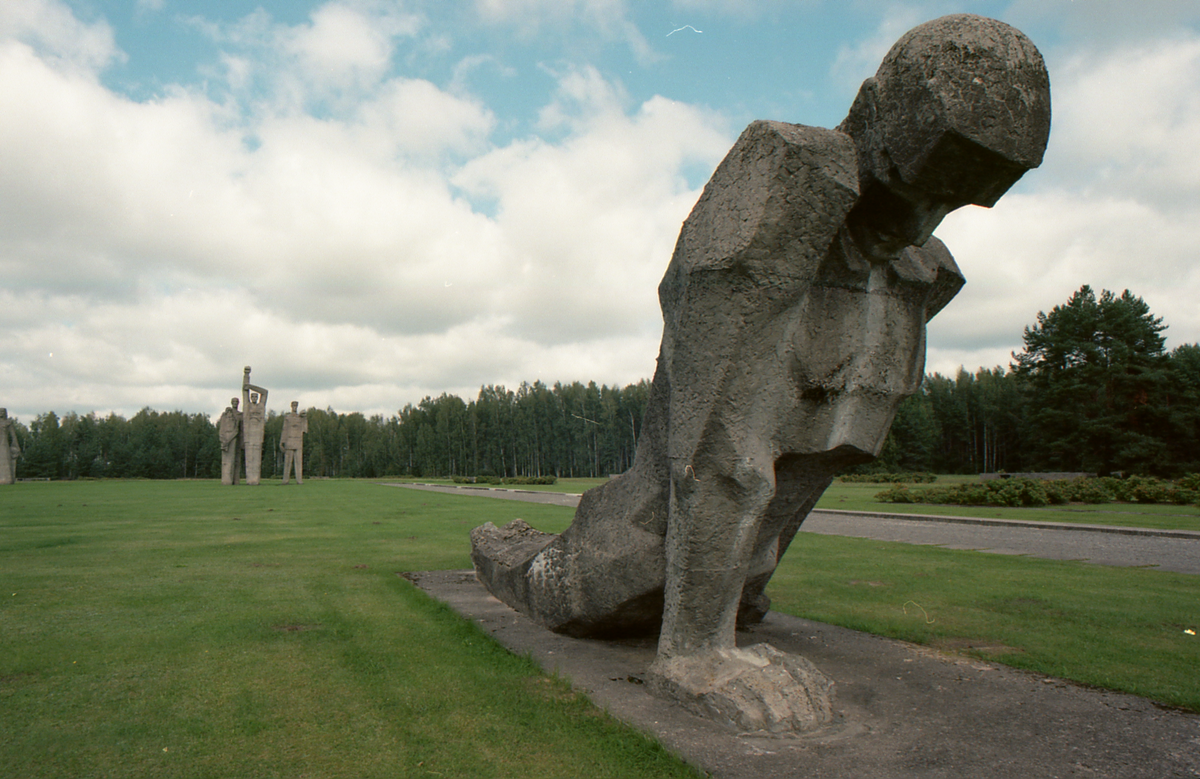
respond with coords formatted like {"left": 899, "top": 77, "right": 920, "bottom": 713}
{"left": 770, "top": 534, "right": 1199, "bottom": 709}
{"left": 3, "top": 479, "right": 1198, "bottom": 778}
{"left": 0, "top": 480, "right": 697, "bottom": 779}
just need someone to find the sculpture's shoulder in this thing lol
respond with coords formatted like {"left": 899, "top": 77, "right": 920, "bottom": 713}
{"left": 739, "top": 120, "right": 859, "bottom": 185}
{"left": 670, "top": 120, "right": 860, "bottom": 279}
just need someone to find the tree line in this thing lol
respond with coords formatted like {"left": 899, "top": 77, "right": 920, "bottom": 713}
{"left": 7, "top": 380, "right": 651, "bottom": 481}
{"left": 879, "top": 286, "right": 1200, "bottom": 477}
{"left": 9, "top": 286, "right": 1198, "bottom": 481}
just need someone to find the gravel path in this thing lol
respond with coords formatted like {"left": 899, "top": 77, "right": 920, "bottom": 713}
{"left": 382, "top": 482, "right": 1200, "bottom": 575}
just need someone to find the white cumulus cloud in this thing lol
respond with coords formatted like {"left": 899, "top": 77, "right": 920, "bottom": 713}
{"left": 0, "top": 1, "right": 731, "bottom": 421}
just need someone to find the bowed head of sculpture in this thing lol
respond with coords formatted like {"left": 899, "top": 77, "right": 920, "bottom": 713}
{"left": 840, "top": 14, "right": 1051, "bottom": 261}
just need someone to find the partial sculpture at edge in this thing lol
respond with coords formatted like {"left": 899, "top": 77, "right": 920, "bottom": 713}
{"left": 242, "top": 367, "right": 269, "bottom": 486}
{"left": 470, "top": 14, "right": 1051, "bottom": 733}
{"left": 280, "top": 401, "right": 307, "bottom": 485}
{"left": 0, "top": 409, "right": 19, "bottom": 485}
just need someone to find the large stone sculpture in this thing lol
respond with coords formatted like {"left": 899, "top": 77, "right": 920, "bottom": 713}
{"left": 0, "top": 409, "right": 19, "bottom": 485}
{"left": 242, "top": 367, "right": 269, "bottom": 486}
{"left": 217, "top": 397, "right": 243, "bottom": 485}
{"left": 280, "top": 401, "right": 307, "bottom": 485}
{"left": 471, "top": 14, "right": 1050, "bottom": 732}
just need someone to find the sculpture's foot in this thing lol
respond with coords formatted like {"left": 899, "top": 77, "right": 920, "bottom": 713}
{"left": 647, "top": 644, "right": 835, "bottom": 734}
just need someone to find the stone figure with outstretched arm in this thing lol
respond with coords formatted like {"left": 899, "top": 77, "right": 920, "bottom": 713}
{"left": 242, "top": 366, "right": 268, "bottom": 486}
{"left": 470, "top": 15, "right": 1051, "bottom": 733}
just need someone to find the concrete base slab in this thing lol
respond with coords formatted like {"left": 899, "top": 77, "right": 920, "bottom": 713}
{"left": 406, "top": 570, "right": 1200, "bottom": 779}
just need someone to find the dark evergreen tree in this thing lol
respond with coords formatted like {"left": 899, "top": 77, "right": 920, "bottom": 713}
{"left": 1012, "top": 285, "right": 1170, "bottom": 475}
{"left": 875, "top": 391, "right": 940, "bottom": 472}
{"left": 19, "top": 412, "right": 64, "bottom": 479}
{"left": 1164, "top": 343, "right": 1200, "bottom": 474}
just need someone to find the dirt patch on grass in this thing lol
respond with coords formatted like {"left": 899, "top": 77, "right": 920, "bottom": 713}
{"left": 273, "top": 624, "right": 322, "bottom": 632}
{"left": 0, "top": 673, "right": 35, "bottom": 688}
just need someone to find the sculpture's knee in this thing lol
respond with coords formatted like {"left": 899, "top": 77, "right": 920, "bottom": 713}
{"left": 671, "top": 452, "right": 776, "bottom": 537}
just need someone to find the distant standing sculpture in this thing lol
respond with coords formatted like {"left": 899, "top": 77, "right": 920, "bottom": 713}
{"left": 280, "top": 401, "right": 307, "bottom": 485}
{"left": 242, "top": 367, "right": 269, "bottom": 486}
{"left": 0, "top": 409, "right": 19, "bottom": 485}
{"left": 471, "top": 14, "right": 1051, "bottom": 733}
{"left": 217, "top": 397, "right": 243, "bottom": 485}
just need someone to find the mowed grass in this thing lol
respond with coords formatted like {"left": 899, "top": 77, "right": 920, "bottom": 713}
{"left": 0, "top": 480, "right": 699, "bottom": 779}
{"left": 769, "top": 534, "right": 1200, "bottom": 710}
{"left": 4, "top": 479, "right": 1198, "bottom": 779}
{"left": 816, "top": 477, "right": 1200, "bottom": 532}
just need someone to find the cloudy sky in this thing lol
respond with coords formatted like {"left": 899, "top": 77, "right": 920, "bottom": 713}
{"left": 3, "top": 0, "right": 1199, "bottom": 423}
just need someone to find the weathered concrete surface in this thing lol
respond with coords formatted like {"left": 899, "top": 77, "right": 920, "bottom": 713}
{"left": 410, "top": 570, "right": 1200, "bottom": 779}
{"left": 470, "top": 13, "right": 1052, "bottom": 730}
{"left": 470, "top": 13, "right": 1050, "bottom": 642}
{"left": 645, "top": 642, "right": 836, "bottom": 735}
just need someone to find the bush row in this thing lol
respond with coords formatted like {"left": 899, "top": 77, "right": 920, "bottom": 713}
{"left": 451, "top": 475, "right": 558, "bottom": 486}
{"left": 838, "top": 472, "right": 938, "bottom": 484}
{"left": 875, "top": 475, "right": 1200, "bottom": 508}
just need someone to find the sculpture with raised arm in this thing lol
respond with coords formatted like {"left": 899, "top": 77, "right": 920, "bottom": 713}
{"left": 242, "top": 367, "right": 269, "bottom": 486}
{"left": 0, "top": 409, "right": 19, "bottom": 485}
{"left": 471, "top": 14, "right": 1051, "bottom": 733}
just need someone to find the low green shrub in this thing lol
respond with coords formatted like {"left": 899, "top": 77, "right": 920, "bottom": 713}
{"left": 1177, "top": 473, "right": 1200, "bottom": 491}
{"left": 502, "top": 476, "right": 558, "bottom": 485}
{"left": 873, "top": 484, "right": 917, "bottom": 503}
{"left": 839, "top": 472, "right": 937, "bottom": 484}
{"left": 876, "top": 475, "right": 1198, "bottom": 508}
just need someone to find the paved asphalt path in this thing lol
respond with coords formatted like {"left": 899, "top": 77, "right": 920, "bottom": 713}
{"left": 387, "top": 483, "right": 1200, "bottom": 575}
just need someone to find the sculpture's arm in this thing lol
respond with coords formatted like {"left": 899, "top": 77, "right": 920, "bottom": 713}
{"left": 217, "top": 413, "right": 236, "bottom": 446}
{"left": 245, "top": 384, "right": 268, "bottom": 406}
